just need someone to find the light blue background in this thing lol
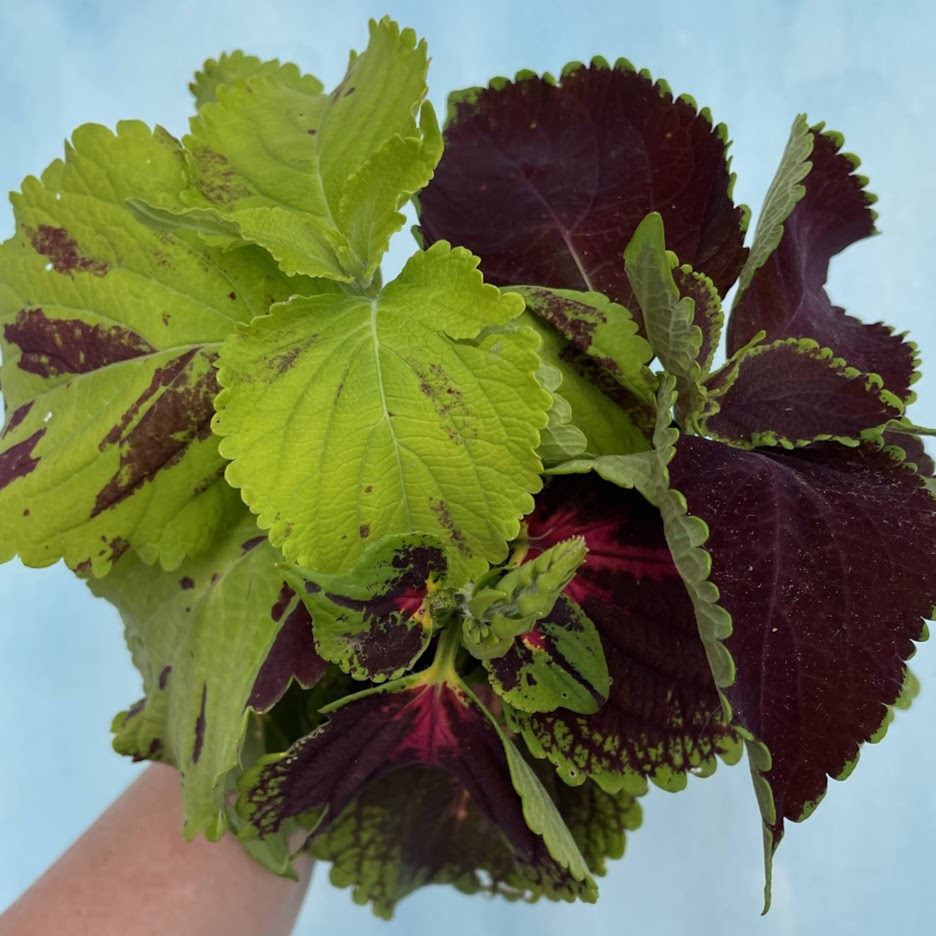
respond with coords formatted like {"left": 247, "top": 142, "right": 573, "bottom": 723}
{"left": 1, "top": 1, "right": 934, "bottom": 933}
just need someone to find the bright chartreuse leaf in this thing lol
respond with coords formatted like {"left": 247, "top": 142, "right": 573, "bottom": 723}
{"left": 464, "top": 537, "right": 587, "bottom": 659}
{"left": 536, "top": 360, "right": 588, "bottom": 464}
{"left": 214, "top": 242, "right": 550, "bottom": 581}
{"left": 700, "top": 337, "right": 903, "bottom": 448}
{"left": 513, "top": 286, "right": 656, "bottom": 407}
{"left": 283, "top": 533, "right": 449, "bottom": 682}
{"left": 144, "top": 17, "right": 441, "bottom": 283}
{"left": 484, "top": 594, "right": 610, "bottom": 715}
{"left": 90, "top": 513, "right": 321, "bottom": 841}
{"left": 0, "top": 120, "right": 315, "bottom": 573}
{"left": 190, "top": 51, "right": 285, "bottom": 110}
{"left": 522, "top": 311, "right": 653, "bottom": 456}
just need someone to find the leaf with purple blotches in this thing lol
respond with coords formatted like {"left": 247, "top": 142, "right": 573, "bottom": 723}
{"left": 284, "top": 533, "right": 448, "bottom": 682}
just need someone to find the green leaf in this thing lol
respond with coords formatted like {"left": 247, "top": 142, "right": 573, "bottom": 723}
{"left": 0, "top": 121, "right": 310, "bottom": 573}
{"left": 214, "top": 242, "right": 550, "bottom": 582}
{"left": 284, "top": 533, "right": 448, "bottom": 682}
{"left": 91, "top": 513, "right": 308, "bottom": 840}
{"left": 152, "top": 17, "right": 441, "bottom": 282}
{"left": 513, "top": 286, "right": 656, "bottom": 406}
{"left": 522, "top": 311, "right": 653, "bottom": 456}
{"left": 190, "top": 51, "right": 286, "bottom": 110}
{"left": 733, "top": 115, "right": 814, "bottom": 301}
{"left": 464, "top": 538, "right": 587, "bottom": 659}
{"left": 536, "top": 361, "right": 588, "bottom": 464}
{"left": 484, "top": 594, "right": 610, "bottom": 715}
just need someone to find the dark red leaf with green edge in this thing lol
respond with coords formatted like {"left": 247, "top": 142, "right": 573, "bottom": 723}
{"left": 668, "top": 436, "right": 936, "bottom": 855}
{"left": 883, "top": 431, "right": 935, "bottom": 476}
{"left": 727, "top": 128, "right": 916, "bottom": 400}
{"left": 701, "top": 339, "right": 903, "bottom": 448}
{"left": 311, "top": 765, "right": 582, "bottom": 918}
{"left": 417, "top": 61, "right": 748, "bottom": 329}
{"left": 247, "top": 585, "right": 328, "bottom": 713}
{"left": 671, "top": 265, "right": 723, "bottom": 375}
{"left": 511, "top": 475, "right": 739, "bottom": 792}
{"left": 238, "top": 676, "right": 592, "bottom": 903}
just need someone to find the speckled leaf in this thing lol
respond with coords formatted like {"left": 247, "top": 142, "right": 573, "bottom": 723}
{"left": 510, "top": 474, "right": 740, "bottom": 793}
{"left": 512, "top": 287, "right": 655, "bottom": 406}
{"left": 522, "top": 311, "right": 654, "bottom": 455}
{"left": 418, "top": 60, "right": 748, "bottom": 327}
{"left": 91, "top": 513, "right": 326, "bottom": 840}
{"left": 667, "top": 436, "right": 936, "bottom": 867}
{"left": 237, "top": 668, "right": 595, "bottom": 906}
{"left": 484, "top": 594, "right": 610, "bottom": 715}
{"left": 151, "top": 18, "right": 441, "bottom": 282}
{"left": 701, "top": 338, "right": 904, "bottom": 448}
{"left": 0, "top": 121, "right": 312, "bottom": 573}
{"left": 214, "top": 243, "right": 549, "bottom": 581}
{"left": 727, "top": 126, "right": 916, "bottom": 401}
{"left": 284, "top": 534, "right": 447, "bottom": 682}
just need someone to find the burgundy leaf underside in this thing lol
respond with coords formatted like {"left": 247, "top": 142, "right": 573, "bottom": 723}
{"left": 669, "top": 436, "right": 936, "bottom": 850}
{"left": 418, "top": 63, "right": 747, "bottom": 330}
{"left": 516, "top": 476, "right": 736, "bottom": 788}
{"left": 240, "top": 679, "right": 588, "bottom": 898}
{"left": 727, "top": 130, "right": 915, "bottom": 399}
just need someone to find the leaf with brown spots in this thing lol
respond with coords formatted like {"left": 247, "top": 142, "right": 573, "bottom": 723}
{"left": 0, "top": 120, "right": 322, "bottom": 572}
{"left": 215, "top": 242, "right": 550, "bottom": 583}
{"left": 91, "top": 512, "right": 326, "bottom": 841}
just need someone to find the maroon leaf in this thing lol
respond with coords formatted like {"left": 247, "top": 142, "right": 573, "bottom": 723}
{"left": 728, "top": 128, "right": 916, "bottom": 399}
{"left": 512, "top": 475, "right": 739, "bottom": 791}
{"left": 247, "top": 584, "right": 328, "bottom": 713}
{"left": 701, "top": 339, "right": 903, "bottom": 447}
{"left": 668, "top": 436, "right": 936, "bottom": 852}
{"left": 418, "top": 61, "right": 748, "bottom": 329}
{"left": 671, "top": 265, "right": 723, "bottom": 375}
{"left": 238, "top": 675, "right": 591, "bottom": 902}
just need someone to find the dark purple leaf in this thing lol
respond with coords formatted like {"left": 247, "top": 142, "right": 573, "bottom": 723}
{"left": 727, "top": 128, "right": 916, "bottom": 400}
{"left": 418, "top": 61, "right": 748, "bottom": 328}
{"left": 701, "top": 339, "right": 903, "bottom": 447}
{"left": 238, "top": 676, "right": 592, "bottom": 902}
{"left": 672, "top": 265, "right": 723, "bottom": 375}
{"left": 668, "top": 436, "right": 936, "bottom": 853}
{"left": 248, "top": 585, "right": 328, "bottom": 713}
{"left": 512, "top": 475, "right": 739, "bottom": 791}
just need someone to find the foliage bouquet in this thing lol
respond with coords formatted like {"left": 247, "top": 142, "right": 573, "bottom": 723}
{"left": 2, "top": 17, "right": 934, "bottom": 918}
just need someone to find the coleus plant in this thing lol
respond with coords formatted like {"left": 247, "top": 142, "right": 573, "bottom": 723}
{"left": 1, "top": 14, "right": 934, "bottom": 919}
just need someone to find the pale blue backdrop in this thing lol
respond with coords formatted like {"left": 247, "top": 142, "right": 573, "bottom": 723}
{"left": 1, "top": 1, "right": 934, "bottom": 933}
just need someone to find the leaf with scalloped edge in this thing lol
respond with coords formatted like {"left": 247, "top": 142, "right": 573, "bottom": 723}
{"left": 666, "top": 434, "right": 936, "bottom": 897}
{"left": 522, "top": 311, "right": 654, "bottom": 455}
{"left": 509, "top": 473, "right": 740, "bottom": 793}
{"left": 237, "top": 666, "right": 596, "bottom": 911}
{"left": 0, "top": 121, "right": 314, "bottom": 574}
{"left": 512, "top": 287, "right": 655, "bottom": 406}
{"left": 214, "top": 242, "right": 549, "bottom": 581}
{"left": 536, "top": 360, "right": 588, "bottom": 464}
{"left": 418, "top": 59, "right": 748, "bottom": 328}
{"left": 189, "top": 51, "right": 285, "bottom": 109}
{"left": 727, "top": 125, "right": 917, "bottom": 401}
{"left": 142, "top": 17, "right": 440, "bottom": 282}
{"left": 284, "top": 533, "right": 447, "bottom": 682}
{"left": 91, "top": 512, "right": 327, "bottom": 841}
{"left": 484, "top": 594, "right": 610, "bottom": 715}
{"left": 700, "top": 338, "right": 904, "bottom": 448}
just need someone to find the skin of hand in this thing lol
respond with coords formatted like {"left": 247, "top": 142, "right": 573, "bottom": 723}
{"left": 0, "top": 763, "right": 313, "bottom": 936}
